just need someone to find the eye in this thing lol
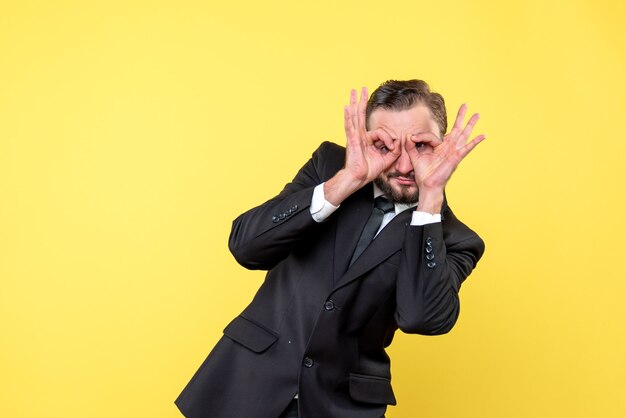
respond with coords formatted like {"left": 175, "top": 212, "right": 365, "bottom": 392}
{"left": 415, "top": 142, "right": 425, "bottom": 149}
{"left": 374, "top": 140, "right": 390, "bottom": 154}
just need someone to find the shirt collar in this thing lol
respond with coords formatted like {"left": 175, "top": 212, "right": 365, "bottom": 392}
{"left": 373, "top": 183, "right": 418, "bottom": 215}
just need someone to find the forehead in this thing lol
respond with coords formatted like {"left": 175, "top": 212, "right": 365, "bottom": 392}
{"left": 368, "top": 105, "right": 439, "bottom": 136}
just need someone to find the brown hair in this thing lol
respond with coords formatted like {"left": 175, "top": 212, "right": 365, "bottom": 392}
{"left": 366, "top": 79, "right": 447, "bottom": 137}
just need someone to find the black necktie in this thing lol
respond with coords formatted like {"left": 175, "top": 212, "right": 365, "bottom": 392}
{"left": 349, "top": 196, "right": 395, "bottom": 267}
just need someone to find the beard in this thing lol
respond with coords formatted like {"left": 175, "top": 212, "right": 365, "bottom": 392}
{"left": 374, "top": 172, "right": 420, "bottom": 204}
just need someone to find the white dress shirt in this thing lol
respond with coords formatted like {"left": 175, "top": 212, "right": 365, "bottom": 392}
{"left": 310, "top": 183, "right": 441, "bottom": 230}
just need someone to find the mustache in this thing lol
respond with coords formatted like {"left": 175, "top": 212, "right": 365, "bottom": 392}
{"left": 387, "top": 172, "right": 415, "bottom": 181}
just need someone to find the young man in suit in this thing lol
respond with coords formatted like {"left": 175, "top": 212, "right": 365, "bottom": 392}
{"left": 175, "top": 79, "right": 486, "bottom": 418}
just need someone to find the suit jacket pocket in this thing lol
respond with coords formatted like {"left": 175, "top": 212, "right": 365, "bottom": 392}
{"left": 349, "top": 373, "right": 397, "bottom": 405}
{"left": 223, "top": 315, "right": 279, "bottom": 353}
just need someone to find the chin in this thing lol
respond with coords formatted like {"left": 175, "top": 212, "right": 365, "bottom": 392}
{"left": 393, "top": 189, "right": 419, "bottom": 205}
{"left": 375, "top": 177, "right": 419, "bottom": 205}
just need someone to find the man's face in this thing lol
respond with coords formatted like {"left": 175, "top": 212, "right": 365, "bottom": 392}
{"left": 369, "top": 104, "right": 441, "bottom": 204}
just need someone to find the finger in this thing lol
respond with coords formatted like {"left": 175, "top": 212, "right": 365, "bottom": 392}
{"left": 451, "top": 103, "right": 467, "bottom": 133}
{"left": 350, "top": 88, "right": 357, "bottom": 106}
{"left": 459, "top": 113, "right": 480, "bottom": 145}
{"left": 459, "top": 134, "right": 486, "bottom": 158}
{"left": 382, "top": 133, "right": 398, "bottom": 154}
{"left": 407, "top": 133, "right": 440, "bottom": 159}
{"left": 357, "top": 86, "right": 369, "bottom": 134}
{"left": 349, "top": 89, "right": 358, "bottom": 131}
{"left": 410, "top": 132, "right": 442, "bottom": 148}
{"left": 344, "top": 106, "right": 355, "bottom": 138}
{"left": 371, "top": 129, "right": 396, "bottom": 152}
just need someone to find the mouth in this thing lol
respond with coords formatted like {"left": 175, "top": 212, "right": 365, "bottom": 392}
{"left": 393, "top": 178, "right": 416, "bottom": 186}
{"left": 388, "top": 174, "right": 416, "bottom": 187}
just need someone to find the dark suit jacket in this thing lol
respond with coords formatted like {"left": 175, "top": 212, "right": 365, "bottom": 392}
{"left": 175, "top": 141, "right": 484, "bottom": 418}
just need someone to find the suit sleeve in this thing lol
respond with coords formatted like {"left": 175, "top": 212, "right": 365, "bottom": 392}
{"left": 394, "top": 207, "right": 485, "bottom": 335}
{"left": 228, "top": 141, "right": 340, "bottom": 270}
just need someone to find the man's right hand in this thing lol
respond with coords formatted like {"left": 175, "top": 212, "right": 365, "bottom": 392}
{"left": 324, "top": 88, "right": 400, "bottom": 206}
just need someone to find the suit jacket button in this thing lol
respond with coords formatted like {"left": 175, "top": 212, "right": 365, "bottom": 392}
{"left": 426, "top": 236, "right": 433, "bottom": 245}
{"left": 425, "top": 246, "right": 433, "bottom": 254}
{"left": 292, "top": 204, "right": 298, "bottom": 211}
{"left": 279, "top": 213, "right": 286, "bottom": 220}
{"left": 427, "top": 261, "right": 436, "bottom": 269}
{"left": 303, "top": 357, "right": 314, "bottom": 368}
{"left": 272, "top": 215, "right": 280, "bottom": 223}
{"left": 426, "top": 253, "right": 435, "bottom": 261}
{"left": 324, "top": 300, "right": 335, "bottom": 311}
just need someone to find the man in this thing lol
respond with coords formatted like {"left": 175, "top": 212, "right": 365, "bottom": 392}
{"left": 175, "top": 79, "right": 486, "bottom": 418}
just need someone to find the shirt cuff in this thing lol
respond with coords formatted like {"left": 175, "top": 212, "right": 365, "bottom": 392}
{"left": 410, "top": 211, "right": 442, "bottom": 225}
{"left": 310, "top": 183, "right": 339, "bottom": 223}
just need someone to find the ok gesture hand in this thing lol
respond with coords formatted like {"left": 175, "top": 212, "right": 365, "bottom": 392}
{"left": 407, "top": 103, "right": 486, "bottom": 193}
{"left": 343, "top": 87, "right": 400, "bottom": 185}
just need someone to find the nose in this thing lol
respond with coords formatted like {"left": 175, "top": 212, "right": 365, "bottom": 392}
{"left": 394, "top": 146, "right": 413, "bottom": 175}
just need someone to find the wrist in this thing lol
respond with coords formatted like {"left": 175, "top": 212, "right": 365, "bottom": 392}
{"left": 416, "top": 187, "right": 444, "bottom": 215}
{"left": 324, "top": 169, "right": 364, "bottom": 206}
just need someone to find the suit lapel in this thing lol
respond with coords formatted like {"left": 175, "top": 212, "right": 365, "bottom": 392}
{"left": 334, "top": 206, "right": 413, "bottom": 290}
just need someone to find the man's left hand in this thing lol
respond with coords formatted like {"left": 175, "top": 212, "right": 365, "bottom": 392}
{"left": 408, "top": 104, "right": 485, "bottom": 190}
{"left": 406, "top": 104, "right": 486, "bottom": 213}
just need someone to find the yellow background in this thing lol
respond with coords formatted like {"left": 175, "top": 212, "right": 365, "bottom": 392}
{"left": 1, "top": 0, "right": 625, "bottom": 417}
